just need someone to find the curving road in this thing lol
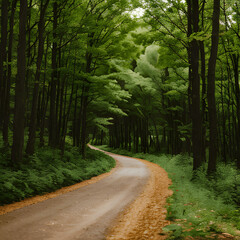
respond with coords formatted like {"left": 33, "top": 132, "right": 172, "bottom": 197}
{"left": 0, "top": 150, "right": 150, "bottom": 240}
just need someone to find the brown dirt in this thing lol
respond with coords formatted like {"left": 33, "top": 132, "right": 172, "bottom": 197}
{"left": 106, "top": 158, "right": 173, "bottom": 240}
{"left": 0, "top": 161, "right": 120, "bottom": 216}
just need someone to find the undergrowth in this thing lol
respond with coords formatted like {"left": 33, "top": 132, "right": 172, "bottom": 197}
{"left": 0, "top": 145, "right": 115, "bottom": 205}
{"left": 98, "top": 145, "right": 240, "bottom": 239}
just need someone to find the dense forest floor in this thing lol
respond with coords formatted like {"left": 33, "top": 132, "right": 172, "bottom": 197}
{"left": 0, "top": 146, "right": 115, "bottom": 206}
{"left": 0, "top": 160, "right": 117, "bottom": 216}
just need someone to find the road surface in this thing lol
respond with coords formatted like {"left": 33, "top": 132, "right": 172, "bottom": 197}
{"left": 0, "top": 151, "right": 150, "bottom": 240}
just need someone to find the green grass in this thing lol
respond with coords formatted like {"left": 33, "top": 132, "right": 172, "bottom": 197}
{"left": 98, "top": 145, "right": 240, "bottom": 239}
{"left": 0, "top": 145, "right": 115, "bottom": 205}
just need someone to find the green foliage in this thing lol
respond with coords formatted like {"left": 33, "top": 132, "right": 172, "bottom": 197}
{"left": 159, "top": 156, "right": 240, "bottom": 238}
{"left": 98, "top": 146, "right": 240, "bottom": 238}
{"left": 0, "top": 146, "right": 115, "bottom": 205}
{"left": 162, "top": 224, "right": 183, "bottom": 239}
{"left": 195, "top": 163, "right": 240, "bottom": 206}
{"left": 188, "top": 31, "right": 212, "bottom": 42}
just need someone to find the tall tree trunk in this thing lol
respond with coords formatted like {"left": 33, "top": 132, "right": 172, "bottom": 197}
{"left": 187, "top": 0, "right": 193, "bottom": 121}
{"left": 227, "top": 72, "right": 233, "bottom": 159}
{"left": 3, "top": 0, "right": 17, "bottom": 146}
{"left": 39, "top": 41, "right": 50, "bottom": 147}
{"left": 80, "top": 87, "right": 89, "bottom": 158}
{"left": 232, "top": 54, "right": 240, "bottom": 168}
{"left": 200, "top": 0, "right": 207, "bottom": 161}
{"left": 49, "top": 1, "right": 58, "bottom": 147}
{"left": 76, "top": 89, "right": 84, "bottom": 147}
{"left": 207, "top": 0, "right": 220, "bottom": 175}
{"left": 72, "top": 86, "right": 78, "bottom": 146}
{"left": 26, "top": 0, "right": 50, "bottom": 155}
{"left": 128, "top": 117, "right": 132, "bottom": 151}
{"left": 0, "top": 0, "right": 9, "bottom": 127}
{"left": 152, "top": 118, "right": 160, "bottom": 152}
{"left": 55, "top": 46, "right": 63, "bottom": 145}
{"left": 11, "top": 0, "right": 28, "bottom": 164}
{"left": 188, "top": 0, "right": 203, "bottom": 170}
{"left": 60, "top": 83, "right": 74, "bottom": 155}
{"left": 80, "top": 33, "right": 93, "bottom": 158}
{"left": 25, "top": 0, "right": 33, "bottom": 125}
{"left": 220, "top": 67, "right": 227, "bottom": 162}
{"left": 200, "top": 41, "right": 207, "bottom": 162}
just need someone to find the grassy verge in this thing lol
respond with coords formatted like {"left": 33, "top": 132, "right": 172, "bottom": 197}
{"left": 98, "top": 145, "right": 240, "bottom": 239}
{"left": 0, "top": 145, "right": 115, "bottom": 205}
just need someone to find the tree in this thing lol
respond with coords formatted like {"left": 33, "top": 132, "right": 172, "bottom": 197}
{"left": 26, "top": 0, "right": 50, "bottom": 155}
{"left": 49, "top": 1, "right": 58, "bottom": 148}
{"left": 11, "top": 0, "right": 28, "bottom": 164}
{"left": 207, "top": 0, "right": 221, "bottom": 175}
{"left": 2, "top": 0, "right": 17, "bottom": 146}
{"left": 0, "top": 0, "right": 9, "bottom": 128}
{"left": 188, "top": 0, "right": 203, "bottom": 171}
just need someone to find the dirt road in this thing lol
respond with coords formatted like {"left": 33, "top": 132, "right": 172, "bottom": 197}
{"left": 0, "top": 151, "right": 151, "bottom": 240}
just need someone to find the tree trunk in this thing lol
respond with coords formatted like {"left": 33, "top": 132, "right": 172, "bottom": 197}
{"left": 11, "top": 0, "right": 28, "bottom": 164}
{"left": 189, "top": 0, "right": 203, "bottom": 171}
{"left": 200, "top": 41, "right": 207, "bottom": 162}
{"left": 39, "top": 41, "right": 50, "bottom": 147}
{"left": 152, "top": 118, "right": 160, "bottom": 152}
{"left": 207, "top": 0, "right": 220, "bottom": 175}
{"left": 80, "top": 87, "right": 88, "bottom": 158}
{"left": 72, "top": 86, "right": 78, "bottom": 146}
{"left": 25, "top": 0, "right": 33, "bottom": 125}
{"left": 232, "top": 54, "right": 240, "bottom": 168}
{"left": 220, "top": 67, "right": 227, "bottom": 162}
{"left": 0, "top": 0, "right": 9, "bottom": 127}
{"left": 80, "top": 33, "right": 94, "bottom": 157}
{"left": 3, "top": 0, "right": 17, "bottom": 146}
{"left": 60, "top": 83, "right": 74, "bottom": 155}
{"left": 49, "top": 1, "right": 58, "bottom": 147}
{"left": 26, "top": 0, "right": 50, "bottom": 155}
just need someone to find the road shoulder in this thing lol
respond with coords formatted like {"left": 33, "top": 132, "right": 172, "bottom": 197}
{"left": 0, "top": 160, "right": 119, "bottom": 216}
{"left": 106, "top": 158, "right": 173, "bottom": 240}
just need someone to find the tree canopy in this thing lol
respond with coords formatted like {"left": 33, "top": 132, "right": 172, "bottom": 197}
{"left": 0, "top": 0, "right": 240, "bottom": 176}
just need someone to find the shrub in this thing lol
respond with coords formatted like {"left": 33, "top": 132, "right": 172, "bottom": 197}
{"left": 0, "top": 146, "right": 115, "bottom": 205}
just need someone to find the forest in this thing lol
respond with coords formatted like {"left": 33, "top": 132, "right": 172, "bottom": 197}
{"left": 1, "top": 0, "right": 240, "bottom": 171}
{"left": 0, "top": 0, "right": 240, "bottom": 237}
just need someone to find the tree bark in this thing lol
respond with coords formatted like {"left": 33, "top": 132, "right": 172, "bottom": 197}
{"left": 232, "top": 54, "right": 240, "bottom": 168}
{"left": 80, "top": 32, "right": 94, "bottom": 158}
{"left": 220, "top": 67, "right": 227, "bottom": 162}
{"left": 207, "top": 0, "right": 220, "bottom": 175}
{"left": 3, "top": 0, "right": 17, "bottom": 146}
{"left": 39, "top": 41, "right": 50, "bottom": 147}
{"left": 49, "top": 1, "right": 58, "bottom": 147}
{"left": 26, "top": 0, "right": 50, "bottom": 155}
{"left": 189, "top": 0, "right": 203, "bottom": 171}
{"left": 0, "top": 0, "right": 9, "bottom": 127}
{"left": 11, "top": 0, "right": 28, "bottom": 164}
{"left": 60, "top": 82, "right": 74, "bottom": 155}
{"left": 80, "top": 87, "right": 88, "bottom": 158}
{"left": 200, "top": 41, "right": 207, "bottom": 162}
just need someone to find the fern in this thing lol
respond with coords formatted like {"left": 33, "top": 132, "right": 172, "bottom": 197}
{"left": 0, "top": 146, "right": 115, "bottom": 205}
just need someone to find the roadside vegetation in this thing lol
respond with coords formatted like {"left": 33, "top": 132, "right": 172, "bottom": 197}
{"left": 1, "top": 1, "right": 240, "bottom": 238}
{"left": 98, "top": 145, "right": 240, "bottom": 239}
{"left": 0, "top": 144, "right": 115, "bottom": 205}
